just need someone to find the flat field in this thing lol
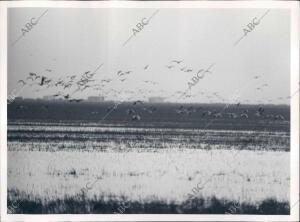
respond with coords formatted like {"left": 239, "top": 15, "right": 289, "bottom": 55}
{"left": 7, "top": 101, "right": 290, "bottom": 214}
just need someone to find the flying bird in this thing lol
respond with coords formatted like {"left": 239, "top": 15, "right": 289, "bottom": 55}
{"left": 133, "top": 100, "right": 143, "bottom": 105}
{"left": 26, "top": 76, "right": 34, "bottom": 81}
{"left": 69, "top": 99, "right": 83, "bottom": 103}
{"left": 131, "top": 114, "right": 141, "bottom": 121}
{"left": 69, "top": 75, "right": 76, "bottom": 80}
{"left": 213, "top": 113, "right": 222, "bottom": 118}
{"left": 81, "top": 85, "right": 91, "bottom": 91}
{"left": 185, "top": 69, "right": 193, "bottom": 73}
{"left": 18, "top": 80, "right": 26, "bottom": 85}
{"left": 166, "top": 65, "right": 174, "bottom": 69}
{"left": 55, "top": 80, "right": 64, "bottom": 86}
{"left": 34, "top": 75, "right": 41, "bottom": 80}
{"left": 40, "top": 76, "right": 47, "bottom": 86}
{"left": 180, "top": 66, "right": 187, "bottom": 71}
{"left": 171, "top": 60, "right": 183, "bottom": 64}
{"left": 274, "top": 115, "right": 285, "bottom": 120}
{"left": 64, "top": 94, "right": 70, "bottom": 99}
{"left": 255, "top": 107, "right": 265, "bottom": 117}
{"left": 258, "top": 107, "right": 264, "bottom": 113}
{"left": 241, "top": 113, "right": 249, "bottom": 118}
{"left": 64, "top": 83, "right": 72, "bottom": 89}
{"left": 44, "top": 79, "right": 52, "bottom": 85}
{"left": 227, "top": 113, "right": 238, "bottom": 119}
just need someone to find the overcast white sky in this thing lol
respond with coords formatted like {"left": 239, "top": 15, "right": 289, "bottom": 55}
{"left": 7, "top": 8, "right": 290, "bottom": 104}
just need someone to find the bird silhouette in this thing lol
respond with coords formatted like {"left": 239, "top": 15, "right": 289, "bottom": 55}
{"left": 101, "top": 79, "right": 112, "bottom": 83}
{"left": 69, "top": 99, "right": 83, "bottom": 103}
{"left": 171, "top": 60, "right": 183, "bottom": 64}
{"left": 255, "top": 107, "right": 265, "bottom": 117}
{"left": 84, "top": 72, "right": 95, "bottom": 79}
{"left": 64, "top": 83, "right": 72, "bottom": 89}
{"left": 69, "top": 75, "right": 76, "bottom": 80}
{"left": 18, "top": 80, "right": 26, "bottom": 85}
{"left": 55, "top": 80, "right": 64, "bottom": 87}
{"left": 185, "top": 69, "right": 193, "bottom": 73}
{"left": 26, "top": 76, "right": 34, "bottom": 81}
{"left": 64, "top": 94, "right": 70, "bottom": 99}
{"left": 240, "top": 113, "right": 249, "bottom": 118}
{"left": 39, "top": 76, "right": 47, "bottom": 86}
{"left": 131, "top": 114, "right": 141, "bottom": 121}
{"left": 133, "top": 100, "right": 143, "bottom": 105}
{"left": 180, "top": 66, "right": 187, "bottom": 71}
{"left": 213, "top": 113, "right": 222, "bottom": 118}
{"left": 227, "top": 113, "right": 238, "bottom": 119}
{"left": 53, "top": 92, "right": 61, "bottom": 97}
{"left": 258, "top": 107, "right": 264, "bottom": 113}
{"left": 118, "top": 72, "right": 127, "bottom": 76}
{"left": 274, "top": 114, "right": 285, "bottom": 120}
{"left": 202, "top": 111, "right": 212, "bottom": 116}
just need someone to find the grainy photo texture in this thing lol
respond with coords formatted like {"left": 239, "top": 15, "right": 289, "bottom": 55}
{"left": 2, "top": 2, "right": 299, "bottom": 221}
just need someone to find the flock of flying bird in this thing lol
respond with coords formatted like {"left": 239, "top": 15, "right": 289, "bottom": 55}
{"left": 174, "top": 104, "right": 285, "bottom": 120}
{"left": 15, "top": 59, "right": 289, "bottom": 121}
{"left": 94, "top": 100, "right": 285, "bottom": 122}
{"left": 165, "top": 60, "right": 195, "bottom": 73}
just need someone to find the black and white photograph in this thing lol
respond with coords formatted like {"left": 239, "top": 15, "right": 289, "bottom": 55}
{"left": 0, "top": 1, "right": 299, "bottom": 221}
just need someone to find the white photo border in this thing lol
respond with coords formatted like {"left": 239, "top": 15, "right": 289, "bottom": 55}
{"left": 0, "top": 1, "right": 299, "bottom": 221}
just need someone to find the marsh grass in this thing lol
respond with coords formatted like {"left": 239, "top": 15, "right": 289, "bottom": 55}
{"left": 8, "top": 189, "right": 289, "bottom": 214}
{"left": 7, "top": 117, "right": 290, "bottom": 215}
